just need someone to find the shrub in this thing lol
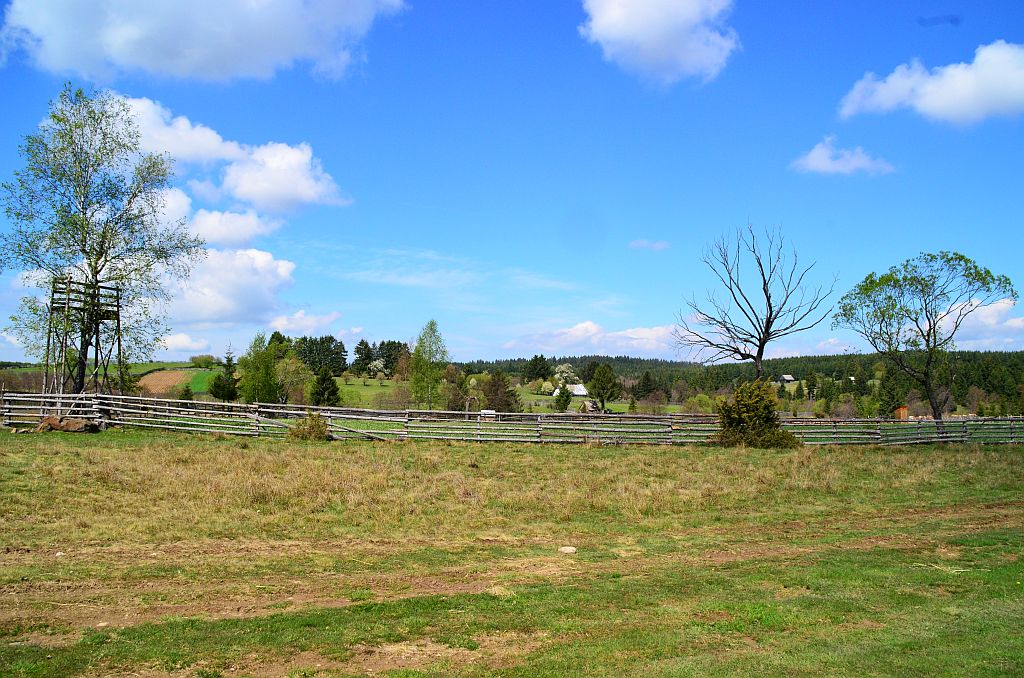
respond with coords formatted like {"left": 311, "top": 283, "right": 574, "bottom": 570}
{"left": 717, "top": 380, "right": 800, "bottom": 449}
{"left": 177, "top": 384, "right": 194, "bottom": 401}
{"left": 288, "top": 412, "right": 330, "bottom": 441}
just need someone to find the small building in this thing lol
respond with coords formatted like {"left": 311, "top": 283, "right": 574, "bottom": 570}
{"left": 894, "top": 405, "right": 909, "bottom": 421}
{"left": 779, "top": 374, "right": 797, "bottom": 384}
{"left": 553, "top": 384, "right": 588, "bottom": 397}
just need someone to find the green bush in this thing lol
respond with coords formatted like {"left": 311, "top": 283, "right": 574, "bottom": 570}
{"left": 717, "top": 380, "right": 800, "bottom": 449}
{"left": 288, "top": 413, "right": 330, "bottom": 441}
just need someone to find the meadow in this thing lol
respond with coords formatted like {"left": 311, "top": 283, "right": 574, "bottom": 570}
{"left": 1, "top": 429, "right": 1022, "bottom": 676}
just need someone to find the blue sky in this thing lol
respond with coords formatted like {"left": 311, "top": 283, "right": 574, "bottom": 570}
{"left": 1, "top": 0, "right": 1022, "bottom": 362}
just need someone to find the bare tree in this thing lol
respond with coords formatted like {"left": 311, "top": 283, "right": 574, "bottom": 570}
{"left": 674, "top": 225, "right": 835, "bottom": 379}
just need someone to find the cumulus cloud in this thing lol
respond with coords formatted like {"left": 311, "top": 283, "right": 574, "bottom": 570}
{"left": 791, "top": 135, "right": 894, "bottom": 175}
{"left": 579, "top": 0, "right": 740, "bottom": 84}
{"left": 131, "top": 97, "right": 344, "bottom": 214}
{"left": 0, "top": 0, "right": 404, "bottom": 81}
{"left": 839, "top": 40, "right": 1024, "bottom": 124}
{"left": 170, "top": 248, "right": 295, "bottom": 325}
{"left": 160, "top": 333, "right": 209, "bottom": 351}
{"left": 269, "top": 309, "right": 341, "bottom": 334}
{"left": 128, "top": 97, "right": 244, "bottom": 162}
{"left": 629, "top": 239, "right": 670, "bottom": 251}
{"left": 190, "top": 210, "right": 282, "bottom": 246}
{"left": 504, "top": 320, "right": 676, "bottom": 357}
{"left": 0, "top": 332, "right": 22, "bottom": 348}
{"left": 221, "top": 142, "right": 346, "bottom": 212}
{"left": 943, "top": 298, "right": 1024, "bottom": 350}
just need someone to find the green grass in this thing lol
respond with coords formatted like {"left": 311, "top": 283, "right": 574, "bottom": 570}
{"left": 1, "top": 430, "right": 1021, "bottom": 676}
{"left": 188, "top": 369, "right": 218, "bottom": 394}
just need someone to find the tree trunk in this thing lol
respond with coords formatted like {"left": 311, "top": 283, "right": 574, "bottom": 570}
{"left": 753, "top": 356, "right": 764, "bottom": 381}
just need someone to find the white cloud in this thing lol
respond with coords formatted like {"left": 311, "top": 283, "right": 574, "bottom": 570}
{"left": 131, "top": 97, "right": 346, "bottom": 228}
{"left": 189, "top": 209, "right": 282, "bottom": 245}
{"left": 337, "top": 326, "right": 365, "bottom": 337}
{"left": 629, "top": 239, "right": 671, "bottom": 251}
{"left": 814, "top": 337, "right": 855, "bottom": 354}
{"left": 1, "top": 0, "right": 404, "bottom": 81}
{"left": 504, "top": 320, "right": 676, "bottom": 357}
{"left": 170, "top": 248, "right": 295, "bottom": 325}
{"left": 791, "top": 135, "right": 894, "bottom": 175}
{"left": 160, "top": 333, "right": 209, "bottom": 351}
{"left": 839, "top": 40, "right": 1024, "bottom": 124}
{"left": 579, "top": 0, "right": 739, "bottom": 84}
{"left": 944, "top": 298, "right": 1024, "bottom": 350}
{"left": 127, "top": 97, "right": 244, "bottom": 162}
{"left": 269, "top": 309, "right": 341, "bottom": 334}
{"left": 222, "top": 142, "right": 346, "bottom": 212}
{"left": 0, "top": 332, "right": 22, "bottom": 348}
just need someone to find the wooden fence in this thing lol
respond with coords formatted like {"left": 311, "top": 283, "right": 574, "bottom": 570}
{"left": 2, "top": 392, "right": 1022, "bottom": 446}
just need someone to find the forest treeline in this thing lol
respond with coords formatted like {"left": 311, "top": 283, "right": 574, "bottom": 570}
{"left": 461, "top": 350, "right": 1024, "bottom": 406}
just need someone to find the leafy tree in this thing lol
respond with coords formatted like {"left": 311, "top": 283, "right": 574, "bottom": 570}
{"left": 523, "top": 354, "right": 552, "bottom": 381}
{"left": 294, "top": 335, "right": 347, "bottom": 375}
{"left": 0, "top": 85, "right": 204, "bottom": 391}
{"left": 675, "top": 225, "right": 835, "bottom": 379}
{"left": 177, "top": 384, "right": 194, "bottom": 401}
{"left": 277, "top": 352, "right": 313, "bottom": 404}
{"left": 554, "top": 363, "right": 579, "bottom": 385}
{"left": 876, "top": 369, "right": 906, "bottom": 418}
{"left": 834, "top": 251, "right": 1016, "bottom": 420}
{"left": 309, "top": 367, "right": 341, "bottom": 407}
{"left": 189, "top": 354, "right": 217, "bottom": 368}
{"left": 793, "top": 381, "right": 805, "bottom": 400}
{"left": 587, "top": 363, "right": 622, "bottom": 411}
{"left": 777, "top": 382, "right": 787, "bottom": 399}
{"left": 238, "top": 333, "right": 284, "bottom": 404}
{"left": 553, "top": 384, "right": 573, "bottom": 412}
{"left": 267, "top": 331, "right": 292, "bottom": 360}
{"left": 376, "top": 340, "right": 407, "bottom": 376}
{"left": 351, "top": 339, "right": 375, "bottom": 376}
{"left": 410, "top": 320, "right": 449, "bottom": 409}
{"left": 482, "top": 370, "right": 522, "bottom": 412}
{"left": 442, "top": 364, "right": 471, "bottom": 411}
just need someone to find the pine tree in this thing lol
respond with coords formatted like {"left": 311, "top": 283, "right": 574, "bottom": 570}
{"left": 209, "top": 347, "right": 239, "bottom": 402}
{"left": 310, "top": 368, "right": 341, "bottom": 407}
{"left": 587, "top": 364, "right": 622, "bottom": 411}
{"left": 351, "top": 339, "right": 375, "bottom": 376}
{"left": 553, "top": 384, "right": 573, "bottom": 412}
{"left": 482, "top": 370, "right": 522, "bottom": 412}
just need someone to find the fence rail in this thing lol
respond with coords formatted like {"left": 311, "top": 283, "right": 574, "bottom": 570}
{"left": 2, "top": 392, "right": 1022, "bottom": 446}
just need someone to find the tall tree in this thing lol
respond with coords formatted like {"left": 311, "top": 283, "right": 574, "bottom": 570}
{"left": 674, "top": 225, "right": 835, "bottom": 379}
{"left": 376, "top": 340, "right": 407, "bottom": 376}
{"left": 238, "top": 333, "right": 284, "bottom": 404}
{"left": 482, "top": 370, "right": 522, "bottom": 412}
{"left": 208, "top": 347, "right": 238, "bottom": 402}
{"left": 523, "top": 354, "right": 552, "bottom": 381}
{"left": 0, "top": 85, "right": 204, "bottom": 392}
{"left": 294, "top": 335, "right": 347, "bottom": 375}
{"left": 351, "top": 339, "right": 375, "bottom": 376}
{"left": 587, "top": 363, "right": 622, "bottom": 411}
{"left": 835, "top": 251, "right": 1016, "bottom": 420}
{"left": 410, "top": 319, "right": 449, "bottom": 409}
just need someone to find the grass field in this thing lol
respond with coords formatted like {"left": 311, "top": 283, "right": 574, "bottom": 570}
{"left": 1, "top": 431, "right": 1022, "bottom": 676}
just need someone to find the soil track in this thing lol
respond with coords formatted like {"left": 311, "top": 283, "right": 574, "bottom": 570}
{"left": 138, "top": 370, "right": 190, "bottom": 396}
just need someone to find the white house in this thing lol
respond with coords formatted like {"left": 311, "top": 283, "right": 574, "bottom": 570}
{"left": 553, "top": 384, "right": 588, "bottom": 397}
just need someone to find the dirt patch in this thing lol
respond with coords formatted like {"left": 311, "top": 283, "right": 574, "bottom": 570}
{"left": 138, "top": 370, "right": 190, "bottom": 396}
{"left": 342, "top": 632, "right": 546, "bottom": 675}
